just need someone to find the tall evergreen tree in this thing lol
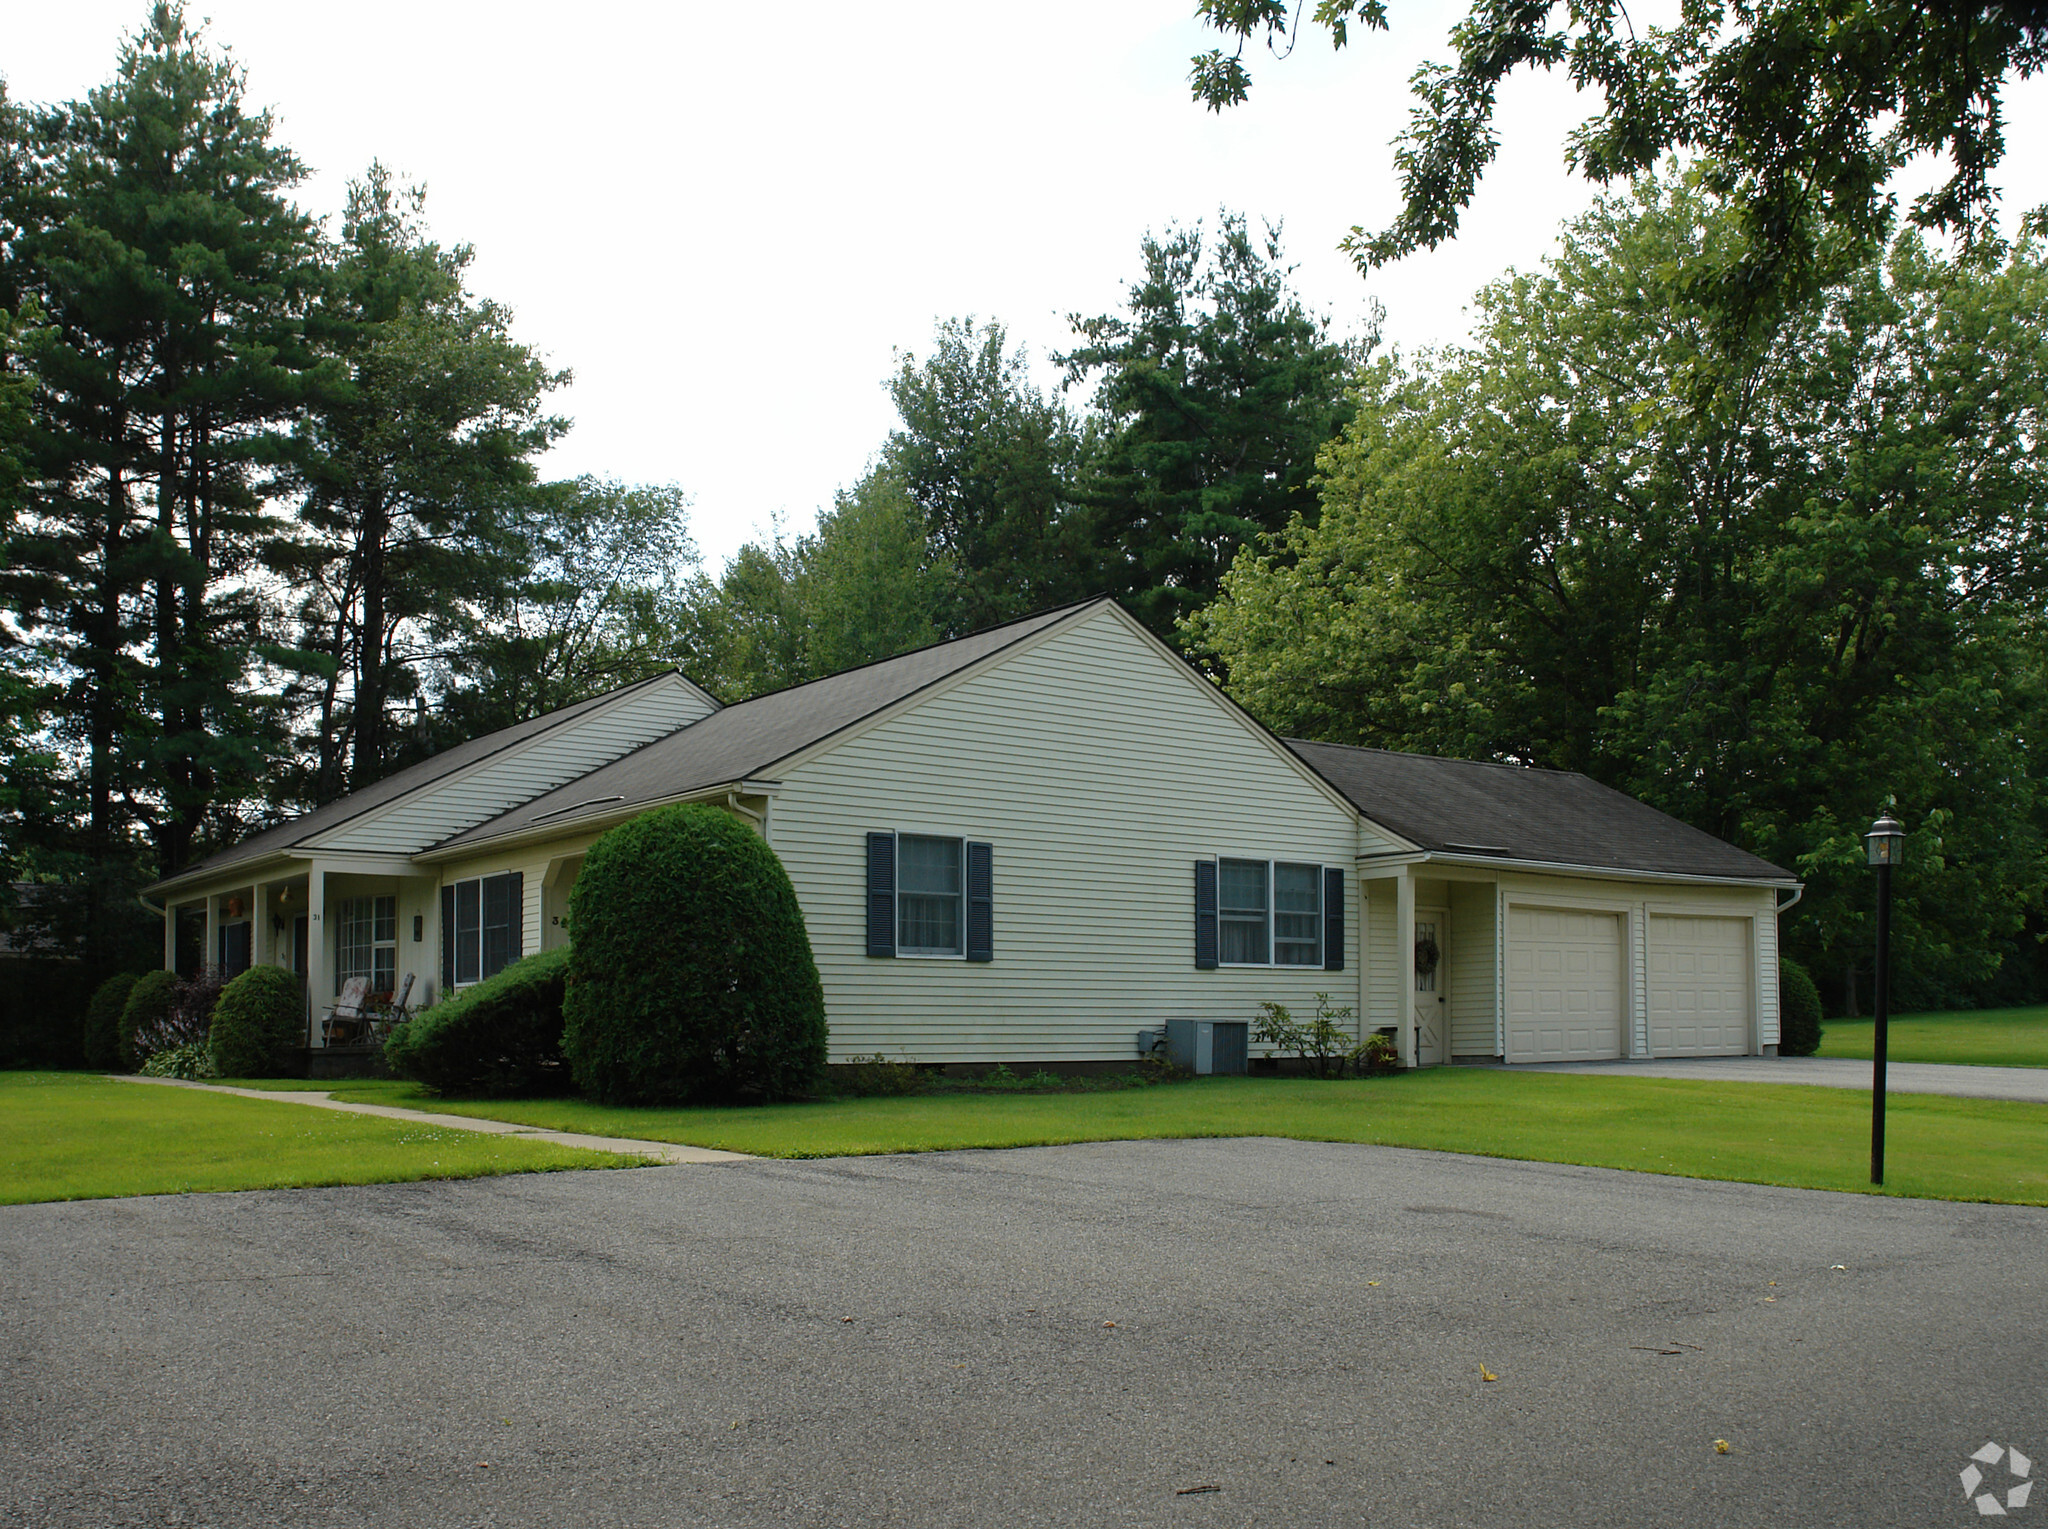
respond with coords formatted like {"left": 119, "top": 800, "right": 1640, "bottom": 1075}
{"left": 277, "top": 163, "right": 566, "bottom": 801}
{"left": 882, "top": 318, "right": 1091, "bottom": 635}
{"left": 1060, "top": 212, "right": 1366, "bottom": 641}
{"left": 6, "top": 3, "right": 318, "bottom": 879}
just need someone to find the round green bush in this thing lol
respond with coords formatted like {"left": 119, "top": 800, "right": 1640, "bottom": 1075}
{"left": 1780, "top": 957, "right": 1825, "bottom": 1056}
{"left": 118, "top": 969, "right": 180, "bottom": 1070}
{"left": 208, "top": 965, "right": 304, "bottom": 1078}
{"left": 385, "top": 946, "right": 572, "bottom": 1096}
{"left": 82, "top": 972, "right": 141, "bottom": 1071}
{"left": 562, "top": 803, "right": 827, "bottom": 1104}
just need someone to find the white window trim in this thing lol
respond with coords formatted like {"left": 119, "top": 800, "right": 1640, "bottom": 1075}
{"left": 336, "top": 894, "right": 397, "bottom": 995}
{"left": 447, "top": 872, "right": 519, "bottom": 989}
{"left": 1218, "top": 857, "right": 1325, "bottom": 969}
{"left": 896, "top": 833, "right": 967, "bottom": 959}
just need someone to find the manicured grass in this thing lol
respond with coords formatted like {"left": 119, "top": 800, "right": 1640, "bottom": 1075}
{"left": 1817, "top": 1005, "right": 2048, "bottom": 1069}
{"left": 326, "top": 1069, "right": 2048, "bottom": 1205}
{"left": 0, "top": 1073, "right": 642, "bottom": 1206}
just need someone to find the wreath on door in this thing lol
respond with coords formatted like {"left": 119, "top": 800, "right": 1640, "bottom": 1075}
{"left": 1414, "top": 933, "right": 1441, "bottom": 978}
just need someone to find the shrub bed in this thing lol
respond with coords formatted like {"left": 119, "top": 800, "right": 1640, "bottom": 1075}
{"left": 208, "top": 965, "right": 303, "bottom": 1077}
{"left": 563, "top": 803, "right": 827, "bottom": 1104}
{"left": 384, "top": 946, "right": 572, "bottom": 1097}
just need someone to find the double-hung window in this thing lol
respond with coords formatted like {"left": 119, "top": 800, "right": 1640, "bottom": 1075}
{"left": 337, "top": 895, "right": 397, "bottom": 996}
{"left": 866, "top": 832, "right": 994, "bottom": 962}
{"left": 441, "top": 872, "right": 522, "bottom": 988}
{"left": 1217, "top": 858, "right": 1324, "bottom": 967}
{"left": 897, "top": 835, "right": 964, "bottom": 956}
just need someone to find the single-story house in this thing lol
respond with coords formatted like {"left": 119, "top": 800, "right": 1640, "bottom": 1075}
{"left": 146, "top": 597, "right": 1801, "bottom": 1067}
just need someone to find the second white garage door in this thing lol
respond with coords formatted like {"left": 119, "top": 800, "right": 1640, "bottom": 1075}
{"left": 1505, "top": 907, "right": 1623, "bottom": 1063}
{"left": 1647, "top": 915, "right": 1751, "bottom": 1056}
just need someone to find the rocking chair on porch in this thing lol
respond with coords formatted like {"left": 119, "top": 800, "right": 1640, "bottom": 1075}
{"left": 323, "top": 972, "right": 415, "bottom": 1047}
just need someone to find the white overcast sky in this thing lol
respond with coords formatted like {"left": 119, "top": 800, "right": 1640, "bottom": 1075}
{"left": 8, "top": 2, "right": 2047, "bottom": 566}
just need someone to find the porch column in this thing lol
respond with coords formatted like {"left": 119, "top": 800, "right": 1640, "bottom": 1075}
{"left": 161, "top": 902, "right": 176, "bottom": 972}
{"left": 204, "top": 894, "right": 220, "bottom": 977}
{"left": 255, "top": 881, "right": 275, "bottom": 968}
{"left": 1395, "top": 866, "right": 1417, "bottom": 1069}
{"left": 304, "top": 870, "right": 328, "bottom": 1047}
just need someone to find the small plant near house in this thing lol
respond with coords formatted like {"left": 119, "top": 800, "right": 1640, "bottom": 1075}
{"left": 1350, "top": 1031, "right": 1401, "bottom": 1076}
{"left": 1779, "top": 958, "right": 1825, "bottom": 1057}
{"left": 139, "top": 1039, "right": 218, "bottom": 1080}
{"left": 837, "top": 1054, "right": 927, "bottom": 1097}
{"left": 563, "top": 803, "right": 827, "bottom": 1105}
{"left": 81, "top": 972, "right": 140, "bottom": 1071}
{"left": 385, "top": 946, "right": 572, "bottom": 1097}
{"left": 208, "top": 965, "right": 303, "bottom": 1078}
{"left": 1254, "top": 993, "right": 1359, "bottom": 1078}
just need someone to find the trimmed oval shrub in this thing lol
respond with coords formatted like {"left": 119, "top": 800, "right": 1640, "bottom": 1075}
{"left": 562, "top": 803, "right": 827, "bottom": 1104}
{"left": 385, "top": 945, "right": 572, "bottom": 1096}
{"left": 208, "top": 965, "right": 304, "bottom": 1078}
{"left": 82, "top": 972, "right": 141, "bottom": 1071}
{"left": 117, "top": 969, "right": 180, "bottom": 1070}
{"left": 1779, "top": 957, "right": 1825, "bottom": 1057}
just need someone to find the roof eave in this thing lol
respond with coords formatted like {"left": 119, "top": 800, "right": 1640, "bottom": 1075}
{"left": 1356, "top": 847, "right": 1801, "bottom": 890}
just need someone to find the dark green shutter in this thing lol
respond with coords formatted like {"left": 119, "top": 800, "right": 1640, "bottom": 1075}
{"left": 1323, "top": 868, "right": 1345, "bottom": 971}
{"left": 480, "top": 873, "right": 518, "bottom": 979}
{"left": 440, "top": 885, "right": 455, "bottom": 991}
{"left": 1194, "top": 861, "right": 1218, "bottom": 970}
{"left": 965, "top": 842, "right": 993, "bottom": 962}
{"left": 866, "top": 833, "right": 896, "bottom": 957}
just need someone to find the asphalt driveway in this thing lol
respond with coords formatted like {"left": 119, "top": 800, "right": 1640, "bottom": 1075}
{"left": 3, "top": 1141, "right": 2042, "bottom": 1528}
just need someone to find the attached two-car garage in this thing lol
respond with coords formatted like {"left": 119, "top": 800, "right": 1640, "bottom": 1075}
{"left": 1503, "top": 905, "right": 1755, "bottom": 1062}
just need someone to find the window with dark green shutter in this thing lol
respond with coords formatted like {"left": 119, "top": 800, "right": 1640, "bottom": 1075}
{"left": 1323, "top": 868, "right": 1345, "bottom": 971}
{"left": 866, "top": 833, "right": 896, "bottom": 957}
{"left": 1194, "top": 861, "right": 1218, "bottom": 970}
{"left": 965, "top": 842, "right": 993, "bottom": 962}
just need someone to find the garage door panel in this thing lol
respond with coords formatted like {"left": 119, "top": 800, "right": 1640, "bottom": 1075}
{"left": 1648, "top": 915, "right": 1750, "bottom": 1056}
{"left": 1507, "top": 907, "right": 1623, "bottom": 1064}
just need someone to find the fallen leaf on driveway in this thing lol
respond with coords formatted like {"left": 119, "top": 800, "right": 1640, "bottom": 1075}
{"left": 1714, "top": 1440, "right": 1731, "bottom": 1454}
{"left": 1480, "top": 1365, "right": 1498, "bottom": 1382}
{"left": 1366, "top": 1280, "right": 1381, "bottom": 1287}
{"left": 1103, "top": 1321, "right": 1117, "bottom": 1328}
{"left": 1175, "top": 1485, "right": 1221, "bottom": 1495}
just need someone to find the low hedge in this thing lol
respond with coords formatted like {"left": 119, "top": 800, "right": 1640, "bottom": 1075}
{"left": 208, "top": 965, "right": 303, "bottom": 1077}
{"left": 82, "top": 972, "right": 141, "bottom": 1071}
{"left": 1780, "top": 957, "right": 1824, "bottom": 1057}
{"left": 384, "top": 945, "right": 572, "bottom": 1097}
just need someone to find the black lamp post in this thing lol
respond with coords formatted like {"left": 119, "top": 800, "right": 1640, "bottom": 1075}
{"left": 1865, "top": 813, "right": 1905, "bottom": 1185}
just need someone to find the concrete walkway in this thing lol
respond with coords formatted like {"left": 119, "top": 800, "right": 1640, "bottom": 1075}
{"left": 1520, "top": 1054, "right": 2048, "bottom": 1103}
{"left": 119, "top": 1076, "right": 751, "bottom": 1163}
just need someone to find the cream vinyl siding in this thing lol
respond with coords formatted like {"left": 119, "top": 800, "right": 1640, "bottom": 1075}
{"left": 769, "top": 606, "right": 1361, "bottom": 1063}
{"left": 310, "top": 679, "right": 714, "bottom": 857}
{"left": 1447, "top": 881, "right": 1497, "bottom": 1056}
{"left": 1756, "top": 909, "right": 1781, "bottom": 1048}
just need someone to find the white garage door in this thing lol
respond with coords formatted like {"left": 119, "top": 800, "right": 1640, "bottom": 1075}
{"left": 1648, "top": 915, "right": 1751, "bottom": 1056}
{"left": 1506, "top": 907, "right": 1623, "bottom": 1063}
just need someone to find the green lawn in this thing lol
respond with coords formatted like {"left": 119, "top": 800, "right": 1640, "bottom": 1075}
{"left": 1818, "top": 1005, "right": 2048, "bottom": 1069}
{"left": 303, "top": 1069, "right": 2048, "bottom": 1205}
{"left": 0, "top": 1073, "right": 642, "bottom": 1206}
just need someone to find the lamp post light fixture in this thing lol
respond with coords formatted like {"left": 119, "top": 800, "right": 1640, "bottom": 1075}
{"left": 1865, "top": 812, "right": 1906, "bottom": 1185}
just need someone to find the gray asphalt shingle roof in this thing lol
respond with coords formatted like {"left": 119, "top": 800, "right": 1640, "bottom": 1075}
{"left": 151, "top": 672, "right": 692, "bottom": 890}
{"left": 426, "top": 599, "right": 1098, "bottom": 855}
{"left": 1285, "top": 739, "right": 1795, "bottom": 882}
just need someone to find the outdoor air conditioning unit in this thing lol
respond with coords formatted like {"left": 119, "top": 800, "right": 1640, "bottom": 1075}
{"left": 1165, "top": 1019, "right": 1248, "bottom": 1076}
